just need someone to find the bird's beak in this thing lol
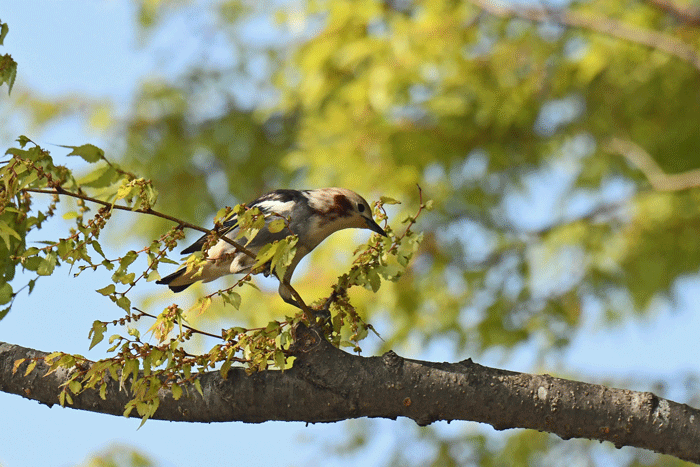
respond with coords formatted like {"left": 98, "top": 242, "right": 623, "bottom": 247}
{"left": 364, "top": 217, "right": 387, "bottom": 236}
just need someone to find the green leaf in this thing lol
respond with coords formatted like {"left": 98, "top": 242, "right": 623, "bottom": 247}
{"left": 16, "top": 135, "right": 30, "bottom": 148}
{"left": 137, "top": 399, "right": 160, "bottom": 429}
{"left": 96, "top": 284, "right": 115, "bottom": 296}
{"left": 367, "top": 269, "right": 381, "bottom": 292}
{"left": 271, "top": 236, "right": 298, "bottom": 280}
{"left": 0, "top": 21, "right": 8, "bottom": 45}
{"left": 116, "top": 183, "right": 136, "bottom": 202}
{"left": 221, "top": 290, "right": 241, "bottom": 310}
{"left": 146, "top": 270, "right": 161, "bottom": 282}
{"left": 220, "top": 360, "right": 232, "bottom": 379}
{"left": 78, "top": 164, "right": 119, "bottom": 188}
{"left": 0, "top": 221, "right": 22, "bottom": 249}
{"left": 119, "top": 272, "right": 136, "bottom": 285}
{"left": 127, "top": 327, "right": 140, "bottom": 339}
{"left": 23, "top": 360, "right": 37, "bottom": 377}
{"left": 63, "top": 144, "right": 105, "bottom": 163}
{"left": 116, "top": 295, "right": 131, "bottom": 313}
{"left": 88, "top": 320, "right": 107, "bottom": 350}
{"left": 379, "top": 196, "right": 401, "bottom": 205}
{"left": 36, "top": 251, "right": 57, "bottom": 276}
{"left": 171, "top": 383, "right": 183, "bottom": 400}
{"left": 43, "top": 352, "right": 63, "bottom": 365}
{"left": 273, "top": 350, "right": 286, "bottom": 369}
{"left": 253, "top": 242, "right": 279, "bottom": 269}
{"left": 198, "top": 296, "right": 212, "bottom": 314}
{"left": 0, "top": 54, "right": 17, "bottom": 95}
{"left": 112, "top": 250, "right": 138, "bottom": 282}
{"left": 268, "top": 218, "right": 286, "bottom": 233}
{"left": 68, "top": 379, "right": 82, "bottom": 394}
{"left": 194, "top": 378, "right": 203, "bottom": 396}
{"left": 119, "top": 250, "right": 138, "bottom": 269}
{"left": 0, "top": 282, "right": 12, "bottom": 305}
{"left": 91, "top": 241, "right": 106, "bottom": 258}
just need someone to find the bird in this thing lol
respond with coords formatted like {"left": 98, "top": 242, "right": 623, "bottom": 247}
{"left": 156, "top": 188, "right": 387, "bottom": 306}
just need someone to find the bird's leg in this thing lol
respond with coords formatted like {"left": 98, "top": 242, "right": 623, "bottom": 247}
{"left": 321, "top": 291, "right": 336, "bottom": 312}
{"left": 281, "top": 293, "right": 301, "bottom": 309}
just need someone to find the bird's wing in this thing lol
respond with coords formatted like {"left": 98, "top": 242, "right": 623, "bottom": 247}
{"left": 179, "top": 190, "right": 304, "bottom": 255}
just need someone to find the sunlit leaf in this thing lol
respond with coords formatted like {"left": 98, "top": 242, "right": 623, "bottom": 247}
{"left": 63, "top": 143, "right": 105, "bottom": 163}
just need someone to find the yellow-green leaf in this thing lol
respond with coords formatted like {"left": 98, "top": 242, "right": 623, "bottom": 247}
{"left": 88, "top": 320, "right": 107, "bottom": 350}
{"left": 63, "top": 143, "right": 105, "bottom": 163}
{"left": 12, "top": 358, "right": 25, "bottom": 375}
{"left": 96, "top": 284, "right": 115, "bottom": 296}
{"left": 268, "top": 218, "right": 286, "bottom": 233}
{"left": 171, "top": 383, "right": 183, "bottom": 400}
{"left": 0, "top": 282, "right": 12, "bottom": 305}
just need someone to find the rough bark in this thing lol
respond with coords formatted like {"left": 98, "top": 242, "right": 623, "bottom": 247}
{"left": 1, "top": 326, "right": 699, "bottom": 463}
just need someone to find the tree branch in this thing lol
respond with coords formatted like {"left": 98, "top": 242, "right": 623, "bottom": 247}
{"left": 649, "top": 0, "right": 700, "bottom": 26}
{"left": 22, "top": 187, "right": 257, "bottom": 258}
{"left": 606, "top": 137, "right": 700, "bottom": 191}
{"left": 22, "top": 186, "right": 317, "bottom": 318}
{"left": 469, "top": 0, "right": 700, "bottom": 72}
{"left": 2, "top": 326, "right": 699, "bottom": 462}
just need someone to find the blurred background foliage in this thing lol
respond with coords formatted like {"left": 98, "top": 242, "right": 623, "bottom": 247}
{"left": 6, "top": 0, "right": 700, "bottom": 465}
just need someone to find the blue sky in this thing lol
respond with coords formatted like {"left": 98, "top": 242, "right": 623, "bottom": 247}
{"left": 1, "top": 2, "right": 699, "bottom": 466}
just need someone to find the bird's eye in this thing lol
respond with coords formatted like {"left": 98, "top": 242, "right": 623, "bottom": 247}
{"left": 357, "top": 204, "right": 365, "bottom": 213}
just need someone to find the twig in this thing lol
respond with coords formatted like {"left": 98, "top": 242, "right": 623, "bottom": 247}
{"left": 469, "top": 0, "right": 700, "bottom": 72}
{"left": 386, "top": 184, "right": 425, "bottom": 255}
{"left": 22, "top": 187, "right": 257, "bottom": 258}
{"left": 606, "top": 137, "right": 700, "bottom": 191}
{"left": 23, "top": 186, "right": 313, "bottom": 315}
{"left": 132, "top": 307, "right": 224, "bottom": 340}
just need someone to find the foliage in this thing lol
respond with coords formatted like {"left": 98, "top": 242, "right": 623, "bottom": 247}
{"left": 73, "top": 444, "right": 154, "bottom": 467}
{"left": 2, "top": 138, "right": 425, "bottom": 424}
{"left": 6, "top": 0, "right": 700, "bottom": 463}
{"left": 0, "top": 19, "right": 17, "bottom": 95}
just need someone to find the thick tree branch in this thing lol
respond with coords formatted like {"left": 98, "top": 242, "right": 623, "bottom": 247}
{"left": 469, "top": 0, "right": 700, "bottom": 72}
{"left": 1, "top": 326, "right": 699, "bottom": 462}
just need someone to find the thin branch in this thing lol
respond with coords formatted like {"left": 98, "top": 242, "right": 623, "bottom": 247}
{"left": 649, "top": 0, "right": 700, "bottom": 26}
{"left": 131, "top": 307, "right": 224, "bottom": 340}
{"left": 468, "top": 0, "right": 700, "bottom": 72}
{"left": 23, "top": 186, "right": 312, "bottom": 315}
{"left": 606, "top": 137, "right": 700, "bottom": 191}
{"left": 22, "top": 187, "right": 256, "bottom": 258}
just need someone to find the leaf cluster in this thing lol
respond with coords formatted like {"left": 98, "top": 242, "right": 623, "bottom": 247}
{"left": 1, "top": 138, "right": 427, "bottom": 424}
{"left": 0, "top": 19, "right": 17, "bottom": 95}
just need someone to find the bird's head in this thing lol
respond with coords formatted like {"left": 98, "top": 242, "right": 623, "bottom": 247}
{"left": 306, "top": 188, "right": 387, "bottom": 241}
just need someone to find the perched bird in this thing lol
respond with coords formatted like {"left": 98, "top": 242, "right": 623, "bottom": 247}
{"left": 156, "top": 188, "right": 387, "bottom": 305}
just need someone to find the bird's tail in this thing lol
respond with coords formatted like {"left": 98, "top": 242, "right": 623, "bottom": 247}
{"left": 155, "top": 268, "right": 194, "bottom": 293}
